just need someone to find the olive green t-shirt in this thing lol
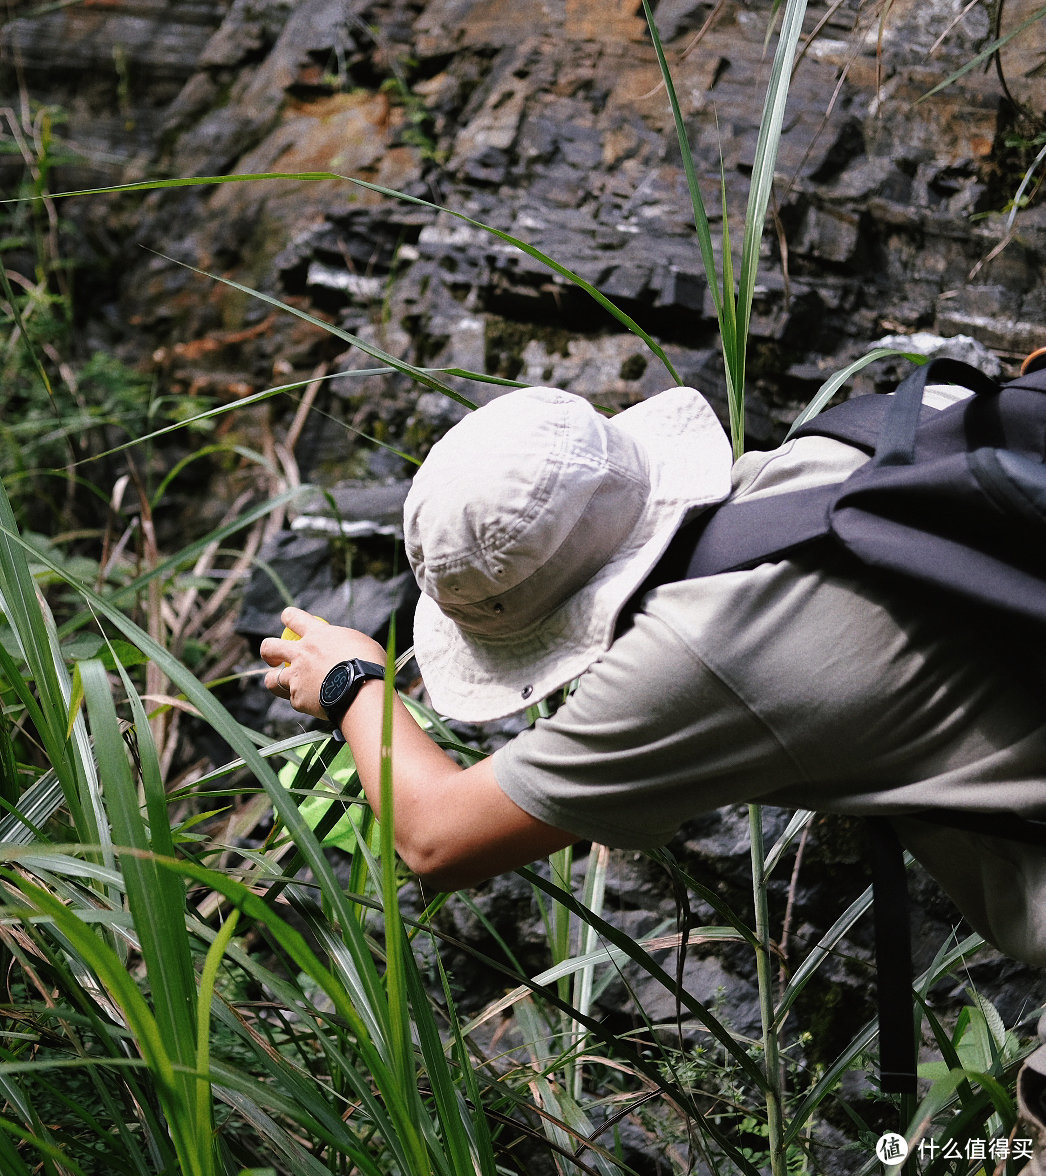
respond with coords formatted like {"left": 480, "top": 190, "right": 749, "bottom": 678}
{"left": 492, "top": 393, "right": 1046, "bottom": 966}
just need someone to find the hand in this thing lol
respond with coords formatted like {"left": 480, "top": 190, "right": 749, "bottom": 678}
{"left": 259, "top": 607, "right": 387, "bottom": 719}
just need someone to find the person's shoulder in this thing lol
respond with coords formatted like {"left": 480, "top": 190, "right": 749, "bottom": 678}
{"left": 731, "top": 382, "right": 962, "bottom": 504}
{"left": 730, "top": 434, "right": 868, "bottom": 503}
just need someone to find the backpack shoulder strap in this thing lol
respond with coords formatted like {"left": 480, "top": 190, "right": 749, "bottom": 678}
{"left": 791, "top": 393, "right": 888, "bottom": 452}
{"left": 685, "top": 357, "right": 1015, "bottom": 582}
{"left": 872, "top": 357, "right": 998, "bottom": 467}
{"left": 681, "top": 393, "right": 891, "bottom": 579}
{"left": 680, "top": 483, "right": 837, "bottom": 578}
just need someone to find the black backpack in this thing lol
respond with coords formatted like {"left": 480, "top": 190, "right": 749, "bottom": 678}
{"left": 658, "top": 354, "right": 1046, "bottom": 1094}
{"left": 685, "top": 354, "right": 1046, "bottom": 631}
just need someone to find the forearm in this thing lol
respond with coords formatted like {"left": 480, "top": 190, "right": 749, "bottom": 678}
{"left": 261, "top": 608, "right": 576, "bottom": 889}
{"left": 336, "top": 679, "right": 469, "bottom": 870}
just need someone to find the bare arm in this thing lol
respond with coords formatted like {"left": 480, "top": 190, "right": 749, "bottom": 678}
{"left": 259, "top": 608, "right": 576, "bottom": 890}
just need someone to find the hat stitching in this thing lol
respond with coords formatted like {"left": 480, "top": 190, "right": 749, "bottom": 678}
{"left": 415, "top": 415, "right": 574, "bottom": 577}
{"left": 404, "top": 400, "right": 571, "bottom": 559}
{"left": 443, "top": 478, "right": 645, "bottom": 629}
{"left": 460, "top": 427, "right": 647, "bottom": 598}
{"left": 436, "top": 505, "right": 659, "bottom": 651}
{"left": 420, "top": 437, "right": 616, "bottom": 586}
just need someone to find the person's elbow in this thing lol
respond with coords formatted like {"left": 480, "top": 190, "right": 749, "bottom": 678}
{"left": 394, "top": 811, "right": 577, "bottom": 893}
{"left": 386, "top": 757, "right": 576, "bottom": 892}
{"left": 395, "top": 832, "right": 491, "bottom": 892}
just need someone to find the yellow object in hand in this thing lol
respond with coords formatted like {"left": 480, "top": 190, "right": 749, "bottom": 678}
{"left": 280, "top": 615, "right": 327, "bottom": 661}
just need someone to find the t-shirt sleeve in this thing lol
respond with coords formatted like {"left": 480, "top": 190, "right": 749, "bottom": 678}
{"left": 491, "top": 604, "right": 802, "bottom": 848}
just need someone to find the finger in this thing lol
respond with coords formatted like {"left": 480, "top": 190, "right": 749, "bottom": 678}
{"left": 280, "top": 606, "right": 323, "bottom": 635}
{"left": 260, "top": 637, "right": 296, "bottom": 667}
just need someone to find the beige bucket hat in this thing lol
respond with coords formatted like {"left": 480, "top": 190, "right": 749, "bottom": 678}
{"left": 404, "top": 386, "right": 732, "bottom": 721}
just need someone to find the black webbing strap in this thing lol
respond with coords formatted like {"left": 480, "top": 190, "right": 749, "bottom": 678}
{"left": 868, "top": 817, "right": 917, "bottom": 1095}
{"left": 874, "top": 358, "right": 998, "bottom": 468}
{"left": 681, "top": 483, "right": 838, "bottom": 577}
{"left": 867, "top": 809, "right": 1045, "bottom": 1097}
{"left": 684, "top": 391, "right": 949, "bottom": 581}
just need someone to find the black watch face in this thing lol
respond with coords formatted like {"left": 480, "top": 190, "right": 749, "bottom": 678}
{"left": 320, "top": 663, "right": 352, "bottom": 708}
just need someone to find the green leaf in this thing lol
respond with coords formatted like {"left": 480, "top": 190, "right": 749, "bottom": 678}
{"left": 276, "top": 742, "right": 376, "bottom": 853}
{"left": 640, "top": 0, "right": 722, "bottom": 323}
{"left": 0, "top": 479, "right": 111, "bottom": 864}
{"left": 785, "top": 348, "right": 929, "bottom": 438}
{"left": 0, "top": 868, "right": 203, "bottom": 1172}
{"left": 78, "top": 659, "right": 211, "bottom": 1173}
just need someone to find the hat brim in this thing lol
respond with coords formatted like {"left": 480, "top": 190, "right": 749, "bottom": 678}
{"left": 411, "top": 387, "right": 733, "bottom": 721}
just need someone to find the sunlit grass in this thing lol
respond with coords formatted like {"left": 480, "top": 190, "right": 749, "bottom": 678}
{"left": 0, "top": 1, "right": 1038, "bottom": 1173}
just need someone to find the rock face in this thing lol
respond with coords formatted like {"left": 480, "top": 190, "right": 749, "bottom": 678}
{"left": 3, "top": 4, "right": 1045, "bottom": 1166}
{"left": 3, "top": 0, "right": 1043, "bottom": 454}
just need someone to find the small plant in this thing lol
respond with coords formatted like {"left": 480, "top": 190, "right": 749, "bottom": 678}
{"left": 380, "top": 69, "right": 443, "bottom": 164}
{"left": 0, "top": 99, "right": 217, "bottom": 535}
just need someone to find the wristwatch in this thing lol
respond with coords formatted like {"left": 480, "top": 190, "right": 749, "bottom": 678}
{"left": 319, "top": 658, "right": 386, "bottom": 735}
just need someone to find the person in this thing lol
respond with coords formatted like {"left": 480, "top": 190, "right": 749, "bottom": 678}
{"left": 260, "top": 383, "right": 1046, "bottom": 967}
{"left": 261, "top": 380, "right": 1046, "bottom": 1146}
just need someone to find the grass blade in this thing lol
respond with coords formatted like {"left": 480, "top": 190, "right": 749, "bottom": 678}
{"left": 36, "top": 172, "right": 681, "bottom": 383}
{"left": 785, "top": 348, "right": 928, "bottom": 438}
{"left": 0, "top": 869, "right": 203, "bottom": 1174}
{"left": 0, "top": 485, "right": 108, "bottom": 860}
{"left": 920, "top": 4, "right": 1046, "bottom": 101}
{"left": 78, "top": 659, "right": 206, "bottom": 1160}
{"left": 519, "top": 866, "right": 768, "bottom": 1091}
{"left": 640, "top": 0, "right": 722, "bottom": 323}
{"left": 730, "top": 0, "right": 809, "bottom": 456}
{"left": 195, "top": 908, "right": 239, "bottom": 1154}
{"left": 774, "top": 881, "right": 873, "bottom": 1029}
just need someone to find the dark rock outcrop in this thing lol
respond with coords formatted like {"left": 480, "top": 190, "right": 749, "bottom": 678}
{"left": 3, "top": 5, "right": 1044, "bottom": 1168}
{"left": 4, "top": 0, "right": 1043, "bottom": 453}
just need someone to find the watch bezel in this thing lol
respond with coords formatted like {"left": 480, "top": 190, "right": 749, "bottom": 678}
{"left": 319, "top": 662, "right": 352, "bottom": 711}
{"left": 319, "top": 658, "right": 385, "bottom": 726}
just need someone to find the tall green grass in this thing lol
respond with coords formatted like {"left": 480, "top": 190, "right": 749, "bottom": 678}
{"left": 0, "top": 474, "right": 1035, "bottom": 1172}
{"left": 0, "top": 2, "right": 1040, "bottom": 1173}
